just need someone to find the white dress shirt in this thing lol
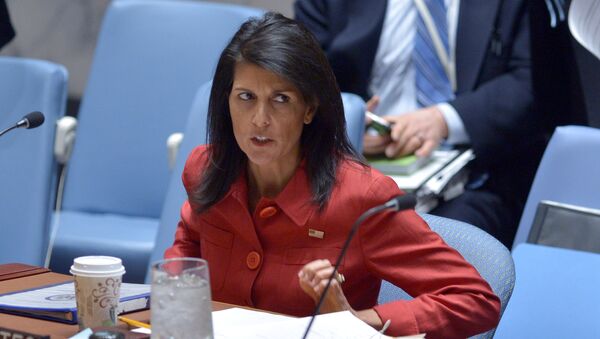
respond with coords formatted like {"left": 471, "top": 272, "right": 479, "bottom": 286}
{"left": 368, "top": 0, "right": 469, "bottom": 144}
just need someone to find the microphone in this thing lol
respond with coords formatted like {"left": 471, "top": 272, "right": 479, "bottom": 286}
{"left": 0, "top": 111, "right": 45, "bottom": 137}
{"left": 301, "top": 193, "right": 417, "bottom": 339}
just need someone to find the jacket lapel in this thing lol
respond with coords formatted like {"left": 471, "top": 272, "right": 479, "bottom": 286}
{"left": 455, "top": 0, "right": 501, "bottom": 92}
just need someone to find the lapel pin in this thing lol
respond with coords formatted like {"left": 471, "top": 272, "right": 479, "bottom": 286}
{"left": 308, "top": 229, "right": 324, "bottom": 239}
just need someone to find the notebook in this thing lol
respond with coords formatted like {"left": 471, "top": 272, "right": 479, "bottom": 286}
{"left": 367, "top": 154, "right": 431, "bottom": 176}
{"left": 0, "top": 281, "right": 150, "bottom": 324}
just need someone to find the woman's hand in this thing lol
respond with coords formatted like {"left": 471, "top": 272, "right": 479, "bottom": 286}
{"left": 297, "top": 259, "right": 353, "bottom": 314}
{"left": 298, "top": 259, "right": 385, "bottom": 330}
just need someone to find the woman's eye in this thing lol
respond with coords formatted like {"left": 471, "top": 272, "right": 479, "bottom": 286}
{"left": 238, "top": 92, "right": 253, "bottom": 101}
{"left": 273, "top": 94, "right": 290, "bottom": 103}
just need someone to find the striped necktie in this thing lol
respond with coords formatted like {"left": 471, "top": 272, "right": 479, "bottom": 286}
{"left": 414, "top": 0, "right": 454, "bottom": 107}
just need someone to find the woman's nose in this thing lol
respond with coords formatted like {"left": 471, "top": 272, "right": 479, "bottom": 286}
{"left": 251, "top": 102, "right": 271, "bottom": 127}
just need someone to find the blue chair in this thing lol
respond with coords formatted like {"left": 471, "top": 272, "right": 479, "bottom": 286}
{"left": 378, "top": 214, "right": 515, "bottom": 339}
{"left": 513, "top": 125, "right": 600, "bottom": 248}
{"left": 49, "top": 0, "right": 264, "bottom": 282}
{"left": 495, "top": 243, "right": 600, "bottom": 338}
{"left": 0, "top": 56, "right": 68, "bottom": 266}
{"left": 146, "top": 88, "right": 366, "bottom": 281}
{"left": 341, "top": 92, "right": 365, "bottom": 152}
{"left": 146, "top": 82, "right": 212, "bottom": 281}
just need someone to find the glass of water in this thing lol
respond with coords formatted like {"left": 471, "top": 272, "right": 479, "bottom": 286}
{"left": 151, "top": 258, "right": 213, "bottom": 339}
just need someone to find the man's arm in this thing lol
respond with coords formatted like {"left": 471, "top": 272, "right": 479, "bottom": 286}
{"left": 0, "top": 0, "right": 15, "bottom": 50}
{"left": 451, "top": 2, "right": 537, "bottom": 167}
{"left": 294, "top": 0, "right": 332, "bottom": 50}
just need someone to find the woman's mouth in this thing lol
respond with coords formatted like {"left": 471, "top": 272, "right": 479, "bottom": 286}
{"left": 251, "top": 136, "right": 273, "bottom": 146}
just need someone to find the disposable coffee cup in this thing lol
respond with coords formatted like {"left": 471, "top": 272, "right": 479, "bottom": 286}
{"left": 70, "top": 256, "right": 126, "bottom": 329}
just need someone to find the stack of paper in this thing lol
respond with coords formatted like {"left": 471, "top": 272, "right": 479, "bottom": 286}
{"left": 212, "top": 308, "right": 425, "bottom": 339}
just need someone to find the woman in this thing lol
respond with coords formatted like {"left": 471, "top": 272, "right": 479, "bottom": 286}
{"left": 165, "top": 12, "right": 500, "bottom": 338}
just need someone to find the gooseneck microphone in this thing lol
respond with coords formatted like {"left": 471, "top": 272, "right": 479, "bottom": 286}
{"left": 301, "top": 193, "right": 417, "bottom": 339}
{"left": 0, "top": 111, "right": 45, "bottom": 137}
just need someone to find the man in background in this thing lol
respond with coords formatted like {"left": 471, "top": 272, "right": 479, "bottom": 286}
{"left": 0, "top": 0, "right": 14, "bottom": 50}
{"left": 295, "top": 0, "right": 547, "bottom": 247}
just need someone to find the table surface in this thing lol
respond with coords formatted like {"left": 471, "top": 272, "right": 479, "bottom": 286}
{"left": 0, "top": 271, "right": 233, "bottom": 338}
{"left": 494, "top": 243, "right": 600, "bottom": 338}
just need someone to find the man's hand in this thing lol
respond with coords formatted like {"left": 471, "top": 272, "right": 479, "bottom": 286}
{"left": 364, "top": 105, "right": 448, "bottom": 158}
{"left": 363, "top": 95, "right": 392, "bottom": 155}
{"left": 385, "top": 106, "right": 448, "bottom": 158}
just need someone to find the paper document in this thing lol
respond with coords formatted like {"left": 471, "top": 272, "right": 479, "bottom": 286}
{"left": 212, "top": 308, "right": 425, "bottom": 339}
{"left": 569, "top": 0, "right": 600, "bottom": 59}
{"left": 421, "top": 149, "right": 474, "bottom": 195}
{"left": 389, "top": 149, "right": 460, "bottom": 191}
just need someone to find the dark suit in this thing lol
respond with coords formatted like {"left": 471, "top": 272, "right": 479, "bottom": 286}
{"left": 0, "top": 0, "right": 14, "bottom": 49}
{"left": 295, "top": 0, "right": 547, "bottom": 246}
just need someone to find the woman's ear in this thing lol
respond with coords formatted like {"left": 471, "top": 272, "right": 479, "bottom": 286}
{"left": 304, "top": 104, "right": 317, "bottom": 125}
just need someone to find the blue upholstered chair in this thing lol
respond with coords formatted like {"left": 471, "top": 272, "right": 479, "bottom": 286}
{"left": 145, "top": 88, "right": 366, "bottom": 281}
{"left": 146, "top": 82, "right": 212, "bottom": 281}
{"left": 378, "top": 214, "right": 515, "bottom": 339}
{"left": 48, "top": 0, "right": 264, "bottom": 282}
{"left": 0, "top": 56, "right": 68, "bottom": 266}
{"left": 341, "top": 92, "right": 366, "bottom": 152}
{"left": 494, "top": 243, "right": 600, "bottom": 338}
{"left": 513, "top": 125, "right": 600, "bottom": 249}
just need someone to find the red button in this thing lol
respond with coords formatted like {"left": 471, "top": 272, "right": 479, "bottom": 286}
{"left": 246, "top": 251, "right": 261, "bottom": 270}
{"left": 259, "top": 206, "right": 278, "bottom": 219}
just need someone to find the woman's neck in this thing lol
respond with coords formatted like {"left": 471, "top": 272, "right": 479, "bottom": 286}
{"left": 247, "top": 156, "right": 301, "bottom": 212}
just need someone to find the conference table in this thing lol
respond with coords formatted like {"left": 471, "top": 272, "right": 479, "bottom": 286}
{"left": 0, "top": 270, "right": 233, "bottom": 338}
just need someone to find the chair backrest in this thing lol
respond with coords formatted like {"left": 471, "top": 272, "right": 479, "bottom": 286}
{"left": 0, "top": 56, "right": 68, "bottom": 265}
{"left": 378, "top": 213, "right": 515, "bottom": 339}
{"left": 146, "top": 88, "right": 366, "bottom": 281}
{"left": 513, "top": 125, "right": 600, "bottom": 248}
{"left": 61, "top": 0, "right": 264, "bottom": 218}
{"left": 146, "top": 82, "right": 212, "bottom": 281}
{"left": 341, "top": 93, "right": 365, "bottom": 152}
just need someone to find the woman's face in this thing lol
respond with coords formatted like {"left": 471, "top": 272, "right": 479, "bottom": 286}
{"left": 229, "top": 62, "right": 315, "bottom": 171}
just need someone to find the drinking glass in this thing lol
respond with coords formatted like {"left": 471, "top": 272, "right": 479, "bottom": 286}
{"left": 151, "top": 258, "right": 213, "bottom": 339}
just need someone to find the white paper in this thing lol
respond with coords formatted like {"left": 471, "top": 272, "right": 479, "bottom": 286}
{"left": 389, "top": 149, "right": 460, "bottom": 191}
{"left": 212, "top": 308, "right": 425, "bottom": 339}
{"left": 422, "top": 149, "right": 474, "bottom": 195}
{"left": 569, "top": 0, "right": 600, "bottom": 59}
{"left": 68, "top": 328, "right": 93, "bottom": 339}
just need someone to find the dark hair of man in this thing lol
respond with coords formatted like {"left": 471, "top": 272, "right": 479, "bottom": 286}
{"left": 192, "top": 12, "right": 364, "bottom": 212}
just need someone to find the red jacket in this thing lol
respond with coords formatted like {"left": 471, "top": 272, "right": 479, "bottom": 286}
{"left": 166, "top": 145, "right": 500, "bottom": 338}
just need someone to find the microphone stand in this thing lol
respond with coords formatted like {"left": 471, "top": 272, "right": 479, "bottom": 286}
{"left": 0, "top": 124, "right": 18, "bottom": 137}
{"left": 301, "top": 194, "right": 416, "bottom": 339}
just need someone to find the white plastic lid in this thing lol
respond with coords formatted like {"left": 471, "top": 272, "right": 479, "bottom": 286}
{"left": 70, "top": 256, "right": 126, "bottom": 277}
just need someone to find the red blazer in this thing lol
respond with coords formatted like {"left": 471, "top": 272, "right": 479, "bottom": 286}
{"left": 166, "top": 146, "right": 500, "bottom": 338}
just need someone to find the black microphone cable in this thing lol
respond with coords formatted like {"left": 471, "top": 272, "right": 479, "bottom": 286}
{"left": 301, "top": 193, "right": 417, "bottom": 339}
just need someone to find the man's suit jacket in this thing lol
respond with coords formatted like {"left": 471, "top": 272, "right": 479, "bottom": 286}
{"left": 295, "top": 0, "right": 546, "bottom": 207}
{"left": 0, "top": 0, "right": 14, "bottom": 49}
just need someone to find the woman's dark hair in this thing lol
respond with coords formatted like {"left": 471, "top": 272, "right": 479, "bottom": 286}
{"left": 193, "top": 12, "right": 363, "bottom": 212}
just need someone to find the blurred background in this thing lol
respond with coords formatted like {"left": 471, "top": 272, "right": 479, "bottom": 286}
{"left": 0, "top": 0, "right": 294, "bottom": 116}
{"left": 2, "top": 0, "right": 598, "bottom": 127}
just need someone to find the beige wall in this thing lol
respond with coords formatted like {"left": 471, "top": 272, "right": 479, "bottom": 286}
{"left": 1, "top": 0, "right": 294, "bottom": 99}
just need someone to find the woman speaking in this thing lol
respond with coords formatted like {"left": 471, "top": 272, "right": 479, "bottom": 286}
{"left": 165, "top": 12, "right": 500, "bottom": 338}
